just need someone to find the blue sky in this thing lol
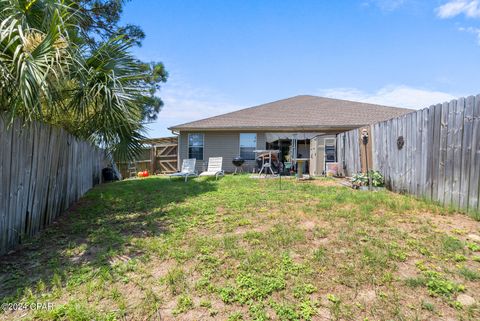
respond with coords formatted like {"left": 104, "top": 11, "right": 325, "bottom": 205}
{"left": 121, "top": 0, "right": 480, "bottom": 137}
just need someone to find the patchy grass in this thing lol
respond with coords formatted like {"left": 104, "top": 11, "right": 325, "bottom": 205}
{"left": 1, "top": 175, "right": 480, "bottom": 320}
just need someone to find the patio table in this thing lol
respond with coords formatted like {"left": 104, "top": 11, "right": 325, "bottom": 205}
{"left": 254, "top": 150, "right": 280, "bottom": 176}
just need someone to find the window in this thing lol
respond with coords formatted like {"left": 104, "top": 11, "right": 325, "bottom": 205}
{"left": 325, "top": 145, "right": 336, "bottom": 162}
{"left": 188, "top": 133, "right": 204, "bottom": 160}
{"left": 240, "top": 133, "right": 256, "bottom": 160}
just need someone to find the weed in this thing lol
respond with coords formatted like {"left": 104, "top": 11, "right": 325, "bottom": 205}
{"left": 458, "top": 267, "right": 480, "bottom": 281}
{"left": 405, "top": 276, "right": 426, "bottom": 288}
{"left": 423, "top": 270, "right": 465, "bottom": 298}
{"left": 227, "top": 311, "right": 243, "bottom": 321}
{"left": 173, "top": 295, "right": 194, "bottom": 315}
{"left": 270, "top": 302, "right": 300, "bottom": 321}
{"left": 327, "top": 293, "right": 340, "bottom": 303}
{"left": 442, "top": 236, "right": 464, "bottom": 252}
{"left": 453, "top": 254, "right": 467, "bottom": 262}
{"left": 467, "top": 242, "right": 480, "bottom": 252}
{"left": 162, "top": 267, "right": 186, "bottom": 295}
{"left": 299, "top": 299, "right": 318, "bottom": 320}
{"left": 199, "top": 299, "right": 212, "bottom": 308}
{"left": 293, "top": 283, "right": 317, "bottom": 299}
{"left": 312, "top": 247, "right": 327, "bottom": 262}
{"left": 249, "top": 303, "right": 268, "bottom": 321}
{"left": 235, "top": 272, "right": 286, "bottom": 303}
{"left": 421, "top": 300, "right": 435, "bottom": 312}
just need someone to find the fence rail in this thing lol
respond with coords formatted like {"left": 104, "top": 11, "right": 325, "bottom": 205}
{"left": 337, "top": 94, "right": 480, "bottom": 214}
{"left": 0, "top": 117, "right": 106, "bottom": 255}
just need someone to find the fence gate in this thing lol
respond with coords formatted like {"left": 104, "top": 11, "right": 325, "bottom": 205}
{"left": 154, "top": 137, "right": 178, "bottom": 173}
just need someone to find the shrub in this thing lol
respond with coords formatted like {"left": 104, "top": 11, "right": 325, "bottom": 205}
{"left": 351, "top": 171, "right": 384, "bottom": 187}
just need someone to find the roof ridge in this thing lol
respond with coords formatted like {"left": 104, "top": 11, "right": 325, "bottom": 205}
{"left": 169, "top": 95, "right": 413, "bottom": 131}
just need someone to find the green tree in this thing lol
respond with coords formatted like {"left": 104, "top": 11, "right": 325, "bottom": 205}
{"left": 0, "top": 0, "right": 167, "bottom": 160}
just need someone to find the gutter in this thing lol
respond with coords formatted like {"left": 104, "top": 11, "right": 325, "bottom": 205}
{"left": 168, "top": 126, "right": 365, "bottom": 132}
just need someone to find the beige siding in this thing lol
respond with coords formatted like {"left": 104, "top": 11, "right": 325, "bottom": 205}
{"left": 204, "top": 132, "right": 239, "bottom": 172}
{"left": 178, "top": 133, "right": 188, "bottom": 170}
{"left": 178, "top": 131, "right": 341, "bottom": 174}
{"left": 178, "top": 131, "right": 267, "bottom": 173}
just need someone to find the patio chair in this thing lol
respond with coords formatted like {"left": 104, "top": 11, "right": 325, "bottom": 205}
{"left": 199, "top": 157, "right": 224, "bottom": 180}
{"left": 169, "top": 158, "right": 197, "bottom": 182}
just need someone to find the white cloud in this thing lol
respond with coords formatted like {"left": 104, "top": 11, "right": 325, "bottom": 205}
{"left": 146, "top": 80, "right": 458, "bottom": 138}
{"left": 436, "top": 0, "right": 480, "bottom": 18}
{"left": 145, "top": 80, "right": 241, "bottom": 137}
{"left": 317, "top": 85, "right": 457, "bottom": 110}
{"left": 458, "top": 26, "right": 480, "bottom": 43}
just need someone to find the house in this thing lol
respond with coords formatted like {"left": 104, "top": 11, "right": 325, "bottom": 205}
{"left": 169, "top": 95, "right": 412, "bottom": 174}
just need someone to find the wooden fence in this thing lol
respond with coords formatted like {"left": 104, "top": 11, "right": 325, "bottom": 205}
{"left": 117, "top": 137, "right": 178, "bottom": 178}
{"left": 0, "top": 117, "right": 106, "bottom": 255}
{"left": 337, "top": 94, "right": 480, "bottom": 214}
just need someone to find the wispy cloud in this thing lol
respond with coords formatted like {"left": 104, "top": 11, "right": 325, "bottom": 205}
{"left": 147, "top": 81, "right": 458, "bottom": 138}
{"left": 458, "top": 26, "right": 480, "bottom": 43}
{"left": 317, "top": 85, "right": 457, "bottom": 110}
{"left": 436, "top": 0, "right": 480, "bottom": 18}
{"left": 146, "top": 80, "right": 241, "bottom": 137}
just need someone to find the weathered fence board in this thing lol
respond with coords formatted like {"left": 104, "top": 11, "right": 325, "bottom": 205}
{"left": 437, "top": 102, "right": 449, "bottom": 204}
{"left": 336, "top": 94, "right": 480, "bottom": 214}
{"left": 460, "top": 96, "right": 474, "bottom": 209}
{"left": 431, "top": 104, "right": 442, "bottom": 200}
{"left": 469, "top": 95, "right": 480, "bottom": 210}
{"left": 0, "top": 117, "right": 106, "bottom": 255}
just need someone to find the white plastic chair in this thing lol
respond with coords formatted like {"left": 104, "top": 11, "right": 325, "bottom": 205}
{"left": 169, "top": 159, "right": 197, "bottom": 182}
{"left": 199, "top": 157, "right": 224, "bottom": 180}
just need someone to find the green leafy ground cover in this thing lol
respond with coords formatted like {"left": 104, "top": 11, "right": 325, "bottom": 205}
{"left": 1, "top": 175, "right": 479, "bottom": 320}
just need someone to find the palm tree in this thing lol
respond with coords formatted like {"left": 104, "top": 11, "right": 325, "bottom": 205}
{"left": 0, "top": 0, "right": 166, "bottom": 160}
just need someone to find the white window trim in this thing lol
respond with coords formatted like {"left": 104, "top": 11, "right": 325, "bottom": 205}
{"left": 239, "top": 133, "right": 257, "bottom": 160}
{"left": 188, "top": 133, "right": 204, "bottom": 161}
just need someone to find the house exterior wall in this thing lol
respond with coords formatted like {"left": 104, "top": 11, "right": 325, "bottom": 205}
{"left": 177, "top": 130, "right": 342, "bottom": 174}
{"left": 178, "top": 131, "right": 266, "bottom": 173}
{"left": 309, "top": 134, "right": 337, "bottom": 176}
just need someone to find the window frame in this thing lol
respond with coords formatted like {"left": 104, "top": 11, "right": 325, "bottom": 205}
{"left": 188, "top": 133, "right": 204, "bottom": 161}
{"left": 325, "top": 144, "right": 336, "bottom": 163}
{"left": 239, "top": 133, "right": 257, "bottom": 160}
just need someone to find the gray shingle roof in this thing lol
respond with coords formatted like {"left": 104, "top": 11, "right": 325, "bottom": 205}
{"left": 169, "top": 95, "right": 413, "bottom": 131}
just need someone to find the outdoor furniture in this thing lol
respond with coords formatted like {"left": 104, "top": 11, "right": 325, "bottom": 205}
{"left": 254, "top": 150, "right": 280, "bottom": 176}
{"left": 169, "top": 158, "right": 197, "bottom": 182}
{"left": 199, "top": 157, "right": 224, "bottom": 180}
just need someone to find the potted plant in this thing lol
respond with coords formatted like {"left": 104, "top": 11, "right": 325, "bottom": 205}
{"left": 369, "top": 170, "right": 385, "bottom": 191}
{"left": 351, "top": 171, "right": 385, "bottom": 191}
{"left": 351, "top": 172, "right": 368, "bottom": 190}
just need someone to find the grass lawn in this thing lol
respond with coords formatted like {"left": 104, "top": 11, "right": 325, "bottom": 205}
{"left": 1, "top": 175, "right": 480, "bottom": 320}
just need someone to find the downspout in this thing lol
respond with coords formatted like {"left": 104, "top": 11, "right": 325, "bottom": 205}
{"left": 171, "top": 129, "right": 180, "bottom": 171}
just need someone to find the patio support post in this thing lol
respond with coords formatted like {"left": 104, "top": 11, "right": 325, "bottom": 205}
{"left": 361, "top": 128, "right": 371, "bottom": 189}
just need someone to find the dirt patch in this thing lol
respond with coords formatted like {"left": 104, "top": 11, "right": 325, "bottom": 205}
{"left": 301, "top": 220, "right": 317, "bottom": 230}
{"left": 356, "top": 289, "right": 377, "bottom": 304}
{"left": 396, "top": 259, "right": 419, "bottom": 280}
{"left": 233, "top": 224, "right": 272, "bottom": 235}
{"left": 421, "top": 212, "right": 480, "bottom": 234}
{"left": 311, "top": 237, "right": 330, "bottom": 247}
{"left": 311, "top": 178, "right": 345, "bottom": 187}
{"left": 149, "top": 259, "right": 177, "bottom": 279}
